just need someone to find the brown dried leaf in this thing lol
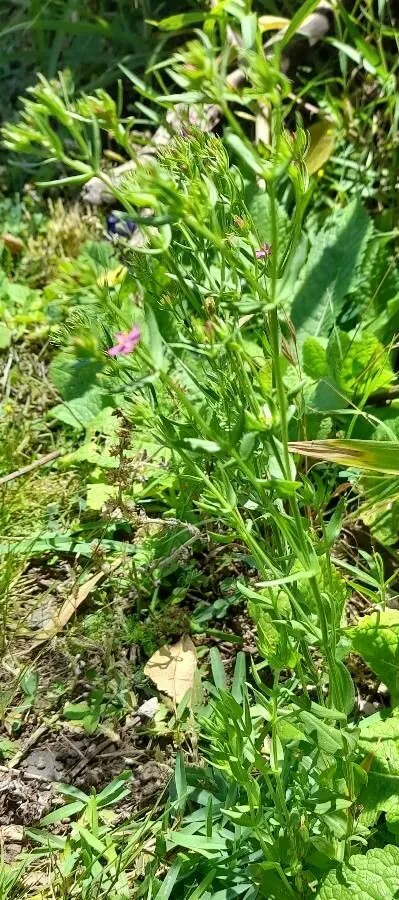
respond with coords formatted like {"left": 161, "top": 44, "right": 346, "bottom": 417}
{"left": 36, "top": 558, "right": 122, "bottom": 640}
{"left": 144, "top": 636, "right": 197, "bottom": 705}
{"left": 1, "top": 233, "right": 24, "bottom": 254}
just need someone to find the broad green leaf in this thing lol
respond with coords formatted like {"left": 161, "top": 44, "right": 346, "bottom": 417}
{"left": 239, "top": 431, "right": 258, "bottom": 460}
{"left": 316, "top": 844, "right": 399, "bottom": 899}
{"left": 0, "top": 323, "right": 12, "bottom": 348}
{"left": 231, "top": 651, "right": 246, "bottom": 702}
{"left": 327, "top": 330, "right": 393, "bottom": 401}
{"left": 358, "top": 711, "right": 399, "bottom": 831}
{"left": 63, "top": 441, "right": 118, "bottom": 468}
{"left": 302, "top": 336, "right": 328, "bottom": 379}
{"left": 289, "top": 439, "right": 399, "bottom": 475}
{"left": 291, "top": 200, "right": 371, "bottom": 344}
{"left": 297, "top": 710, "right": 343, "bottom": 753}
{"left": 49, "top": 350, "right": 104, "bottom": 402}
{"left": 249, "top": 603, "right": 299, "bottom": 669}
{"left": 86, "top": 483, "right": 117, "bottom": 510}
{"left": 350, "top": 609, "right": 399, "bottom": 700}
{"left": 50, "top": 388, "right": 114, "bottom": 431}
{"left": 241, "top": 13, "right": 257, "bottom": 48}
{"left": 25, "top": 828, "right": 65, "bottom": 850}
{"left": 247, "top": 187, "right": 289, "bottom": 248}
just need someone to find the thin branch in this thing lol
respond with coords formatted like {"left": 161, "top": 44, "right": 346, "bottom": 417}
{"left": 0, "top": 450, "right": 63, "bottom": 487}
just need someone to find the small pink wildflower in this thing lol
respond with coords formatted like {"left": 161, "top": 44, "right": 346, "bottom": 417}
{"left": 255, "top": 242, "right": 272, "bottom": 260}
{"left": 107, "top": 325, "right": 140, "bottom": 357}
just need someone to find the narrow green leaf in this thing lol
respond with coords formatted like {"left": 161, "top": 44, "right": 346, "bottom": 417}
{"left": 187, "top": 869, "right": 217, "bottom": 899}
{"left": 231, "top": 652, "right": 246, "bottom": 702}
{"left": 156, "top": 860, "right": 183, "bottom": 900}
{"left": 145, "top": 304, "right": 164, "bottom": 370}
{"left": 174, "top": 752, "right": 187, "bottom": 805}
{"left": 184, "top": 438, "right": 221, "bottom": 453}
{"left": 152, "top": 12, "right": 206, "bottom": 31}
{"left": 75, "top": 825, "right": 106, "bottom": 854}
{"left": 257, "top": 567, "right": 317, "bottom": 588}
{"left": 41, "top": 800, "right": 85, "bottom": 825}
{"left": 280, "top": 0, "right": 322, "bottom": 49}
{"left": 210, "top": 648, "right": 227, "bottom": 690}
{"left": 225, "top": 131, "right": 265, "bottom": 176}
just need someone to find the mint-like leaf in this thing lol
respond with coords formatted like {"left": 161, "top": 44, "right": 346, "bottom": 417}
{"left": 317, "top": 845, "right": 399, "bottom": 898}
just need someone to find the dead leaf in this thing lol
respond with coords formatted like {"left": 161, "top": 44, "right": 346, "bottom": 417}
{"left": 1, "top": 233, "right": 24, "bottom": 254}
{"left": 298, "top": 4, "right": 331, "bottom": 46}
{"left": 35, "top": 558, "right": 122, "bottom": 640}
{"left": 144, "top": 636, "right": 197, "bottom": 705}
{"left": 306, "top": 120, "right": 335, "bottom": 175}
{"left": 258, "top": 15, "right": 290, "bottom": 32}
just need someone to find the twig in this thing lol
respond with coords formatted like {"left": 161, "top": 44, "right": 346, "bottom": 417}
{"left": 69, "top": 738, "right": 114, "bottom": 779}
{"left": 1, "top": 349, "right": 13, "bottom": 396}
{"left": 366, "top": 385, "right": 399, "bottom": 406}
{"left": 0, "top": 450, "right": 63, "bottom": 487}
{"left": 8, "top": 715, "right": 59, "bottom": 770}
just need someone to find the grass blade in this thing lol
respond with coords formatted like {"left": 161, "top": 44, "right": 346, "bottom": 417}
{"left": 289, "top": 439, "right": 399, "bottom": 474}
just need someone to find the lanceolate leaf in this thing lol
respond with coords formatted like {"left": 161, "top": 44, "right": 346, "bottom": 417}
{"left": 290, "top": 200, "right": 371, "bottom": 344}
{"left": 289, "top": 440, "right": 399, "bottom": 475}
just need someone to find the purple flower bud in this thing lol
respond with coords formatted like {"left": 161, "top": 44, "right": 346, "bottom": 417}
{"left": 255, "top": 242, "right": 272, "bottom": 260}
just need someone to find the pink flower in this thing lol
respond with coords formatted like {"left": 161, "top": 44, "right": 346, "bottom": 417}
{"left": 255, "top": 242, "right": 272, "bottom": 260}
{"left": 107, "top": 325, "right": 140, "bottom": 357}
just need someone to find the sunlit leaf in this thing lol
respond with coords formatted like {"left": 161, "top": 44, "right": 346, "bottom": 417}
{"left": 258, "top": 15, "right": 290, "bottom": 32}
{"left": 289, "top": 439, "right": 399, "bottom": 475}
{"left": 306, "top": 120, "right": 335, "bottom": 175}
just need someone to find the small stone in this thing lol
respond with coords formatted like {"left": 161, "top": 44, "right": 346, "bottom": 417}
{"left": 358, "top": 699, "right": 377, "bottom": 717}
{"left": 137, "top": 697, "right": 159, "bottom": 719}
{"left": 378, "top": 682, "right": 389, "bottom": 696}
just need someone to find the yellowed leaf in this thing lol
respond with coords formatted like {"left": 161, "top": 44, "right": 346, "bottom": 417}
{"left": 258, "top": 15, "right": 290, "bottom": 32}
{"left": 144, "top": 635, "right": 197, "bottom": 705}
{"left": 1, "top": 232, "right": 24, "bottom": 254}
{"left": 36, "top": 558, "right": 122, "bottom": 640}
{"left": 288, "top": 439, "right": 399, "bottom": 475}
{"left": 97, "top": 265, "right": 127, "bottom": 287}
{"left": 306, "top": 120, "right": 335, "bottom": 175}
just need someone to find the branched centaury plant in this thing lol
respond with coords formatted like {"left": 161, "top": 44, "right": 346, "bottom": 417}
{"left": 1, "top": 13, "right": 367, "bottom": 889}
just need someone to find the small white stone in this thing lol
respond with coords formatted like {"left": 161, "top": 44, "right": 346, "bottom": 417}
{"left": 137, "top": 697, "right": 159, "bottom": 719}
{"left": 358, "top": 699, "right": 376, "bottom": 716}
